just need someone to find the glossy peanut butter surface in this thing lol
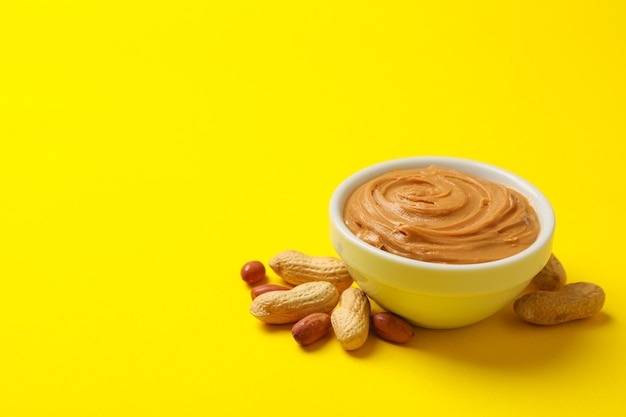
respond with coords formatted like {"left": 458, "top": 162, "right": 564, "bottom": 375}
{"left": 343, "top": 165, "right": 540, "bottom": 264}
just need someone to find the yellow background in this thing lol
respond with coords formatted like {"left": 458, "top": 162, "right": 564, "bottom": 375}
{"left": 1, "top": 1, "right": 625, "bottom": 416}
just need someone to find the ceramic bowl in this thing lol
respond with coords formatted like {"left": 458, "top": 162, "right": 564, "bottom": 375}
{"left": 329, "top": 156, "right": 555, "bottom": 329}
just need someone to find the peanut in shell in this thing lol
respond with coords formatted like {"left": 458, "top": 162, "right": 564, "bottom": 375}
{"left": 514, "top": 282, "right": 605, "bottom": 325}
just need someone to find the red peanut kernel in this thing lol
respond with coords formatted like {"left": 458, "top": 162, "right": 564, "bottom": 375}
{"left": 250, "top": 284, "right": 290, "bottom": 300}
{"left": 240, "top": 260, "right": 266, "bottom": 285}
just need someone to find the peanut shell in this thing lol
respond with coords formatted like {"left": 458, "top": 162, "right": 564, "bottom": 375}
{"left": 514, "top": 282, "right": 605, "bottom": 325}
{"left": 269, "top": 250, "right": 353, "bottom": 293}
{"left": 331, "top": 287, "right": 370, "bottom": 350}
{"left": 250, "top": 281, "right": 339, "bottom": 324}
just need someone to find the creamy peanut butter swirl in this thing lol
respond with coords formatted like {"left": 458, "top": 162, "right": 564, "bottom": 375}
{"left": 343, "top": 165, "right": 540, "bottom": 264}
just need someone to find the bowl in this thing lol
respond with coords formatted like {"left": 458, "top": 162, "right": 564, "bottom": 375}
{"left": 329, "top": 156, "right": 555, "bottom": 329}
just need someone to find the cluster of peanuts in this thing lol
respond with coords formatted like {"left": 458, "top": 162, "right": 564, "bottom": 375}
{"left": 241, "top": 251, "right": 606, "bottom": 350}
{"left": 241, "top": 250, "right": 414, "bottom": 350}
{"left": 513, "top": 254, "right": 605, "bottom": 325}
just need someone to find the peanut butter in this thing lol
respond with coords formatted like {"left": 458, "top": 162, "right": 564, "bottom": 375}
{"left": 343, "top": 165, "right": 540, "bottom": 264}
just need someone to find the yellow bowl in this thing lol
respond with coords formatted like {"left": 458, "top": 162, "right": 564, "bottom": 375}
{"left": 329, "top": 156, "right": 555, "bottom": 329}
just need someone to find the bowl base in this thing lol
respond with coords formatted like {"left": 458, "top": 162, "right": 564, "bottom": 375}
{"left": 352, "top": 271, "right": 528, "bottom": 329}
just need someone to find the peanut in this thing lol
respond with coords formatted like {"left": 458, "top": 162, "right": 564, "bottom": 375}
{"left": 250, "top": 281, "right": 339, "bottom": 324}
{"left": 531, "top": 253, "right": 566, "bottom": 291}
{"left": 331, "top": 287, "right": 370, "bottom": 350}
{"left": 250, "top": 284, "right": 291, "bottom": 300}
{"left": 371, "top": 312, "right": 414, "bottom": 344}
{"left": 514, "top": 282, "right": 605, "bottom": 325}
{"left": 268, "top": 250, "right": 354, "bottom": 293}
{"left": 291, "top": 312, "right": 332, "bottom": 346}
{"left": 240, "top": 260, "right": 266, "bottom": 285}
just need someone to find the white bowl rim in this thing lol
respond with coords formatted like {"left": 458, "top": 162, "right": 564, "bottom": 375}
{"left": 329, "top": 156, "right": 555, "bottom": 271}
